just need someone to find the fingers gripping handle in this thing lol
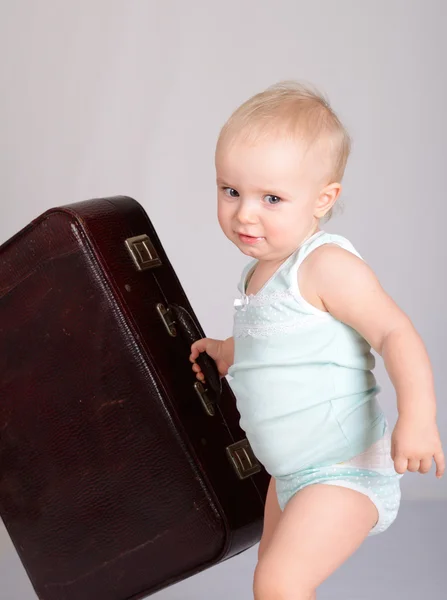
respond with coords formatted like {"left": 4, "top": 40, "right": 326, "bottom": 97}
{"left": 169, "top": 304, "right": 222, "bottom": 402}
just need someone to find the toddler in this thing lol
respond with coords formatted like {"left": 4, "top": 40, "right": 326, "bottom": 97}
{"left": 190, "top": 81, "right": 445, "bottom": 600}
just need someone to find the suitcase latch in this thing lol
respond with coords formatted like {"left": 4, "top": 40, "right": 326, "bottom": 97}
{"left": 194, "top": 381, "right": 215, "bottom": 417}
{"left": 125, "top": 235, "right": 162, "bottom": 271}
{"left": 226, "top": 439, "right": 261, "bottom": 480}
{"left": 156, "top": 303, "right": 177, "bottom": 337}
{"left": 155, "top": 303, "right": 217, "bottom": 417}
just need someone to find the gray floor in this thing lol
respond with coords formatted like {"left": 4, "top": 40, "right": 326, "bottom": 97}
{"left": 1, "top": 500, "right": 445, "bottom": 599}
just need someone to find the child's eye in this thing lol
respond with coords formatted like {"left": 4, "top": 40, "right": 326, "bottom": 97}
{"left": 223, "top": 187, "right": 239, "bottom": 198}
{"left": 264, "top": 194, "right": 282, "bottom": 205}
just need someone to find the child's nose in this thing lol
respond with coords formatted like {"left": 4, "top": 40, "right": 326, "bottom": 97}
{"left": 236, "top": 200, "right": 258, "bottom": 224}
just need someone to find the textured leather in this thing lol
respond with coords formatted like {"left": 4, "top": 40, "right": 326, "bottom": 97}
{"left": 0, "top": 197, "right": 269, "bottom": 600}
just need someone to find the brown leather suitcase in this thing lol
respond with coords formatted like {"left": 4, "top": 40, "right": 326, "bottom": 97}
{"left": 0, "top": 196, "right": 269, "bottom": 600}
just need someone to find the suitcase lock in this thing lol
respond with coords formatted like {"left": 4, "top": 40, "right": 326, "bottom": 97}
{"left": 125, "top": 235, "right": 162, "bottom": 271}
{"left": 226, "top": 439, "right": 262, "bottom": 479}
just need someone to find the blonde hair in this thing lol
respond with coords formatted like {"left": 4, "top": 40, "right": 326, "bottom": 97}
{"left": 216, "top": 80, "right": 351, "bottom": 222}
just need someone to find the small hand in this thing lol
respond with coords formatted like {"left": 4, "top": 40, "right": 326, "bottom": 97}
{"left": 189, "top": 337, "right": 229, "bottom": 381}
{"left": 391, "top": 416, "right": 445, "bottom": 478}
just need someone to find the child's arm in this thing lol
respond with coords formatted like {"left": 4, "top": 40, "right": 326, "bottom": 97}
{"left": 304, "top": 244, "right": 445, "bottom": 478}
{"left": 221, "top": 336, "right": 235, "bottom": 367}
{"left": 190, "top": 336, "right": 234, "bottom": 380}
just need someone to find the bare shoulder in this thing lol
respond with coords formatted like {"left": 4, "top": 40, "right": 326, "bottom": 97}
{"left": 299, "top": 243, "right": 376, "bottom": 311}
{"left": 299, "top": 243, "right": 411, "bottom": 354}
{"left": 302, "top": 243, "right": 367, "bottom": 284}
{"left": 298, "top": 243, "right": 351, "bottom": 312}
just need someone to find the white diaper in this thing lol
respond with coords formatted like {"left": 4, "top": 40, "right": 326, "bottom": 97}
{"left": 275, "top": 422, "right": 403, "bottom": 536}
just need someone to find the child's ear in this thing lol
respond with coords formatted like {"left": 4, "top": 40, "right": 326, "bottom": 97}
{"left": 314, "top": 183, "right": 342, "bottom": 218}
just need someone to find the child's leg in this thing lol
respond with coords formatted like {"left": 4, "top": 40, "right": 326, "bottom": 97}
{"left": 258, "top": 477, "right": 283, "bottom": 560}
{"left": 253, "top": 483, "right": 378, "bottom": 600}
{"left": 258, "top": 478, "right": 316, "bottom": 599}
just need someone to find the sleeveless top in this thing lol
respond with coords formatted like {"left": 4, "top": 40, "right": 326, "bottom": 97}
{"left": 227, "top": 230, "right": 387, "bottom": 478}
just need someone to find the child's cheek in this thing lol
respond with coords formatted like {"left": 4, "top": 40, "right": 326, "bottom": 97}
{"left": 266, "top": 215, "right": 290, "bottom": 239}
{"left": 217, "top": 203, "right": 229, "bottom": 231}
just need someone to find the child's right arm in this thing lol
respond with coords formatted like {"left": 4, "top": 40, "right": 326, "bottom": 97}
{"left": 190, "top": 336, "right": 234, "bottom": 380}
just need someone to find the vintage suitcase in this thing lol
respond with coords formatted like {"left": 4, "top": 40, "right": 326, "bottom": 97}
{"left": 0, "top": 196, "right": 270, "bottom": 600}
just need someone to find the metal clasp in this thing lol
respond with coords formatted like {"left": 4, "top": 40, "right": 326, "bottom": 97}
{"left": 194, "top": 381, "right": 215, "bottom": 417}
{"left": 156, "top": 303, "right": 177, "bottom": 337}
{"left": 226, "top": 439, "right": 261, "bottom": 479}
{"left": 125, "top": 235, "right": 162, "bottom": 271}
{"left": 156, "top": 303, "right": 216, "bottom": 417}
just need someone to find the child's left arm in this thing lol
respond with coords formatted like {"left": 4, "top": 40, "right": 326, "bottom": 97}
{"left": 308, "top": 244, "right": 445, "bottom": 479}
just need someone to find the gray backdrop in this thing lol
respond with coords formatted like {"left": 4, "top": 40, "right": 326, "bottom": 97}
{"left": 1, "top": 1, "right": 446, "bottom": 598}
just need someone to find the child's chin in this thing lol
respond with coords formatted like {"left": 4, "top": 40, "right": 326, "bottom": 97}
{"left": 237, "top": 243, "right": 264, "bottom": 258}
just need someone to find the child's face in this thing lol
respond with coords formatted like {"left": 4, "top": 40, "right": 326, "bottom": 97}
{"left": 216, "top": 135, "right": 324, "bottom": 263}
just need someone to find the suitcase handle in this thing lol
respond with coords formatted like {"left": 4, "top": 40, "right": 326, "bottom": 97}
{"left": 169, "top": 304, "right": 222, "bottom": 402}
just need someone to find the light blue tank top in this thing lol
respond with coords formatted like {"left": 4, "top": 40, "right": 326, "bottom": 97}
{"left": 227, "top": 230, "right": 387, "bottom": 478}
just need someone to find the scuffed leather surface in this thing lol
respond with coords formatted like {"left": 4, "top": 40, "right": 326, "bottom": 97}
{"left": 0, "top": 197, "right": 269, "bottom": 600}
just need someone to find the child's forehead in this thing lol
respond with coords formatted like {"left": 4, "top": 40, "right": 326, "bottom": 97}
{"left": 216, "top": 134, "right": 328, "bottom": 183}
{"left": 218, "top": 134, "right": 302, "bottom": 164}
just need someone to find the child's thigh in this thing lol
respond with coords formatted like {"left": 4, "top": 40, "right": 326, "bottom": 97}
{"left": 257, "top": 476, "right": 282, "bottom": 560}
{"left": 254, "top": 483, "right": 378, "bottom": 598}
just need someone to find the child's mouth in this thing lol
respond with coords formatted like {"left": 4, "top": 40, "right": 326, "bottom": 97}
{"left": 238, "top": 233, "right": 265, "bottom": 245}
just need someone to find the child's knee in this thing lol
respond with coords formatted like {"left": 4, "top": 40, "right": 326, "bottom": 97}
{"left": 253, "top": 558, "right": 315, "bottom": 600}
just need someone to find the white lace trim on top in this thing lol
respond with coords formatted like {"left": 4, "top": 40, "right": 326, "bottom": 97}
{"left": 233, "top": 310, "right": 329, "bottom": 339}
{"left": 233, "top": 316, "right": 324, "bottom": 338}
{"left": 233, "top": 288, "right": 296, "bottom": 311}
{"left": 233, "top": 284, "right": 331, "bottom": 338}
